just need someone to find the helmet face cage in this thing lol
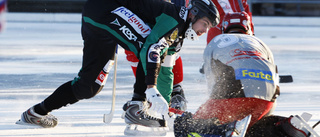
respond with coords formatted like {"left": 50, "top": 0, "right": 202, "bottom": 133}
{"left": 189, "top": 0, "right": 220, "bottom": 27}
{"left": 222, "top": 11, "right": 253, "bottom": 35}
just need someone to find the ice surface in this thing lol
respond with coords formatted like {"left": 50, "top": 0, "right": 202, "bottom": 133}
{"left": 0, "top": 13, "right": 319, "bottom": 136}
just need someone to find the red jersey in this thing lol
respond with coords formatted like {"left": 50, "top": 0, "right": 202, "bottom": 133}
{"left": 0, "top": 0, "right": 6, "bottom": 32}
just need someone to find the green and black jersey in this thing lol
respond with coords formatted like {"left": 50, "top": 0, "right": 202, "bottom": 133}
{"left": 82, "top": 0, "right": 189, "bottom": 86}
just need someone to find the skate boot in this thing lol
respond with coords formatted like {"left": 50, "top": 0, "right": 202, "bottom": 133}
{"left": 277, "top": 113, "right": 319, "bottom": 137}
{"left": 123, "top": 101, "right": 166, "bottom": 127}
{"left": 123, "top": 101, "right": 167, "bottom": 136}
{"left": 170, "top": 84, "right": 187, "bottom": 112}
{"left": 16, "top": 106, "right": 58, "bottom": 128}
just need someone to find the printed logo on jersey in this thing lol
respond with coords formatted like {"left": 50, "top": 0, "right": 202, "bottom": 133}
{"left": 110, "top": 18, "right": 121, "bottom": 26}
{"left": 148, "top": 39, "right": 168, "bottom": 63}
{"left": 170, "top": 28, "right": 179, "bottom": 41}
{"left": 119, "top": 25, "right": 137, "bottom": 41}
{"left": 149, "top": 51, "right": 160, "bottom": 62}
{"left": 179, "top": 6, "right": 188, "bottom": 21}
{"left": 235, "top": 68, "right": 274, "bottom": 83}
{"left": 229, "top": 48, "right": 262, "bottom": 58}
{"left": 112, "top": 7, "right": 151, "bottom": 38}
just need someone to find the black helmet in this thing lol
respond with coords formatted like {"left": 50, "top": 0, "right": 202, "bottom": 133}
{"left": 189, "top": 0, "right": 220, "bottom": 27}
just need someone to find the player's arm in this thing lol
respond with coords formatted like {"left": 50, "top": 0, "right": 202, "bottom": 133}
{"left": 139, "top": 14, "right": 178, "bottom": 86}
{"left": 139, "top": 12, "right": 179, "bottom": 117}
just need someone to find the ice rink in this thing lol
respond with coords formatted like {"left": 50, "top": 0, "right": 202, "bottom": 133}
{"left": 1, "top": 13, "right": 320, "bottom": 136}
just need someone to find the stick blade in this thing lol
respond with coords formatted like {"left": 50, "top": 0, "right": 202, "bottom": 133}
{"left": 124, "top": 124, "right": 167, "bottom": 136}
{"left": 103, "top": 112, "right": 114, "bottom": 123}
{"left": 279, "top": 75, "right": 293, "bottom": 83}
{"left": 301, "top": 112, "right": 312, "bottom": 122}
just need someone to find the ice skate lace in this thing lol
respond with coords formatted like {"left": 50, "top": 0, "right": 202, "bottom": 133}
{"left": 135, "top": 102, "right": 159, "bottom": 121}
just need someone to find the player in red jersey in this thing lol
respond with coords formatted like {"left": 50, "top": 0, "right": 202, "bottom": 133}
{"left": 207, "top": 0, "right": 254, "bottom": 44}
{"left": 0, "top": 0, "right": 7, "bottom": 33}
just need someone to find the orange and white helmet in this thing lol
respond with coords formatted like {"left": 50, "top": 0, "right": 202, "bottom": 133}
{"left": 221, "top": 11, "right": 254, "bottom": 35}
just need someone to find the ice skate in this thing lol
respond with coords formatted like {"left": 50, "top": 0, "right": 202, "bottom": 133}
{"left": 279, "top": 112, "right": 320, "bottom": 137}
{"left": 123, "top": 101, "right": 167, "bottom": 136}
{"left": 16, "top": 106, "right": 58, "bottom": 128}
{"left": 226, "top": 115, "right": 252, "bottom": 137}
{"left": 170, "top": 84, "right": 187, "bottom": 112}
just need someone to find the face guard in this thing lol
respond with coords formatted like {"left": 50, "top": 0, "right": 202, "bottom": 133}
{"left": 185, "top": 22, "right": 199, "bottom": 41}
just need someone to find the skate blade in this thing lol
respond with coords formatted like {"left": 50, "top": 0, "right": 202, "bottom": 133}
{"left": 15, "top": 119, "right": 42, "bottom": 128}
{"left": 294, "top": 115, "right": 320, "bottom": 137}
{"left": 233, "top": 115, "right": 252, "bottom": 137}
{"left": 124, "top": 124, "right": 167, "bottom": 136}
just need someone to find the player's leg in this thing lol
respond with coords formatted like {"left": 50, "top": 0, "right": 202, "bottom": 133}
{"left": 247, "top": 115, "right": 314, "bottom": 137}
{"left": 125, "top": 50, "right": 139, "bottom": 77}
{"left": 172, "top": 55, "right": 183, "bottom": 86}
{"left": 17, "top": 0, "right": 121, "bottom": 127}
{"left": 123, "top": 61, "right": 166, "bottom": 127}
{"left": 170, "top": 55, "right": 187, "bottom": 111}
{"left": 17, "top": 21, "right": 119, "bottom": 126}
{"left": 0, "top": 0, "right": 7, "bottom": 32}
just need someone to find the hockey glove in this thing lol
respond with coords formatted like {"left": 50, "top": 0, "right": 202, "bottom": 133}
{"left": 174, "top": 112, "right": 193, "bottom": 137}
{"left": 145, "top": 88, "right": 169, "bottom": 118}
{"left": 174, "top": 112, "right": 226, "bottom": 137}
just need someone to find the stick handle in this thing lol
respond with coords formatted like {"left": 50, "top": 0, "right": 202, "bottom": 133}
{"left": 103, "top": 45, "right": 118, "bottom": 123}
{"left": 111, "top": 46, "right": 118, "bottom": 111}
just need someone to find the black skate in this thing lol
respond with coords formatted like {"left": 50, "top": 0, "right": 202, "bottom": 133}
{"left": 279, "top": 112, "right": 320, "bottom": 137}
{"left": 123, "top": 101, "right": 167, "bottom": 136}
{"left": 16, "top": 106, "right": 58, "bottom": 128}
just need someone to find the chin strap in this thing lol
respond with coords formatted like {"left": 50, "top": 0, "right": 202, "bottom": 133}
{"left": 185, "top": 23, "right": 199, "bottom": 41}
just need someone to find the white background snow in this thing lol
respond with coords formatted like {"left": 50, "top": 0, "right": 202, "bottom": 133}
{"left": 0, "top": 13, "right": 320, "bottom": 136}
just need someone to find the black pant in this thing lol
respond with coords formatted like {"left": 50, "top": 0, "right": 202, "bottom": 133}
{"left": 40, "top": 0, "right": 148, "bottom": 113}
{"left": 75, "top": 0, "right": 148, "bottom": 99}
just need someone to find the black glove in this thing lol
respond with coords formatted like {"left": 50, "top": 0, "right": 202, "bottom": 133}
{"left": 174, "top": 112, "right": 193, "bottom": 137}
{"left": 174, "top": 112, "right": 226, "bottom": 137}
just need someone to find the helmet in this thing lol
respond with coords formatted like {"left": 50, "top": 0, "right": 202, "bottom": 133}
{"left": 189, "top": 0, "right": 220, "bottom": 27}
{"left": 221, "top": 11, "right": 254, "bottom": 35}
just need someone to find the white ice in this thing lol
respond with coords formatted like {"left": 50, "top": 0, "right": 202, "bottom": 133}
{"left": 0, "top": 13, "right": 320, "bottom": 136}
